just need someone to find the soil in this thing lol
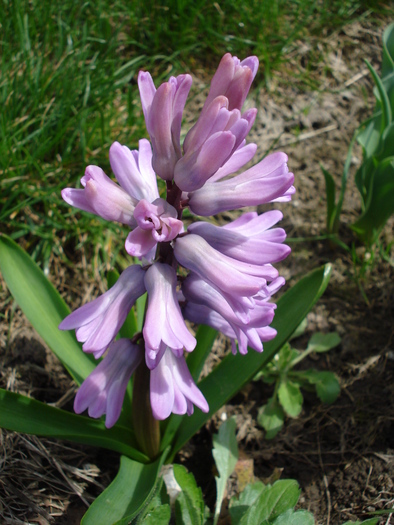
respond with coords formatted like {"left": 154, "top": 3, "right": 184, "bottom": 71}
{"left": 1, "top": 17, "right": 393, "bottom": 525}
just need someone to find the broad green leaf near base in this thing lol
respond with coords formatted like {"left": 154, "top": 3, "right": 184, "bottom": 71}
{"left": 0, "top": 234, "right": 95, "bottom": 385}
{"left": 81, "top": 450, "right": 168, "bottom": 525}
{"left": 0, "top": 388, "right": 148, "bottom": 462}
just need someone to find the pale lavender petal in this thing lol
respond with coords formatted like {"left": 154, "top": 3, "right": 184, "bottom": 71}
{"left": 62, "top": 165, "right": 137, "bottom": 226}
{"left": 125, "top": 227, "right": 157, "bottom": 258}
{"left": 150, "top": 350, "right": 208, "bottom": 420}
{"left": 150, "top": 359, "right": 174, "bottom": 420}
{"left": 174, "top": 234, "right": 276, "bottom": 297}
{"left": 138, "top": 71, "right": 156, "bottom": 120}
{"left": 109, "top": 140, "right": 159, "bottom": 202}
{"left": 59, "top": 265, "right": 146, "bottom": 356}
{"left": 188, "top": 153, "right": 294, "bottom": 216}
{"left": 144, "top": 263, "right": 196, "bottom": 368}
{"left": 209, "top": 143, "right": 257, "bottom": 182}
{"left": 74, "top": 339, "right": 142, "bottom": 428}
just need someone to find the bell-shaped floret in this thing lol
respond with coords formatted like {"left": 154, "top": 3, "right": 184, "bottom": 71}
{"left": 203, "top": 53, "right": 259, "bottom": 112}
{"left": 138, "top": 71, "right": 192, "bottom": 180}
{"left": 143, "top": 263, "right": 196, "bottom": 369}
{"left": 59, "top": 265, "right": 146, "bottom": 358}
{"left": 150, "top": 348, "right": 209, "bottom": 420}
{"left": 74, "top": 339, "right": 142, "bottom": 428}
{"left": 188, "top": 210, "right": 290, "bottom": 265}
{"left": 174, "top": 96, "right": 257, "bottom": 192}
{"left": 187, "top": 152, "right": 294, "bottom": 216}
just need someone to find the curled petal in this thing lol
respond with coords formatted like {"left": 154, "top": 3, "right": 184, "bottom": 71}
{"left": 150, "top": 349, "right": 209, "bottom": 420}
{"left": 59, "top": 265, "right": 146, "bottom": 358}
{"left": 138, "top": 71, "right": 192, "bottom": 180}
{"left": 74, "top": 339, "right": 142, "bottom": 428}
{"left": 109, "top": 140, "right": 159, "bottom": 202}
{"left": 62, "top": 165, "right": 137, "bottom": 226}
{"left": 174, "top": 234, "right": 277, "bottom": 297}
{"left": 143, "top": 263, "right": 196, "bottom": 369}
{"left": 188, "top": 152, "right": 294, "bottom": 216}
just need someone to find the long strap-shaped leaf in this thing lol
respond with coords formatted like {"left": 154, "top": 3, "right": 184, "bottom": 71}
{"left": 169, "top": 264, "right": 332, "bottom": 459}
{"left": 0, "top": 388, "right": 149, "bottom": 463}
{"left": 0, "top": 234, "right": 95, "bottom": 385}
{"left": 81, "top": 449, "right": 169, "bottom": 525}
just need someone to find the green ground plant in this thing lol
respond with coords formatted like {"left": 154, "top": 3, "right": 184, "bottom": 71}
{"left": 255, "top": 325, "right": 341, "bottom": 439}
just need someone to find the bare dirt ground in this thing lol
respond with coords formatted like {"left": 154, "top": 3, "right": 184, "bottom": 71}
{"left": 0, "top": 17, "right": 393, "bottom": 525}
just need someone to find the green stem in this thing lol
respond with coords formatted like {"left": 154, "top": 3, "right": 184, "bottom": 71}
{"left": 132, "top": 356, "right": 160, "bottom": 460}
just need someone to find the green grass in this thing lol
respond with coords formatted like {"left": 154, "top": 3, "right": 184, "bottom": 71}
{"left": 0, "top": 0, "right": 390, "bottom": 269}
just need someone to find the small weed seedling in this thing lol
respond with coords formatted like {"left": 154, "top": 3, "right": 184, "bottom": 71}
{"left": 256, "top": 329, "right": 341, "bottom": 439}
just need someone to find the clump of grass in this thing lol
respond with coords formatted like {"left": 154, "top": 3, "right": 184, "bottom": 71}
{"left": 0, "top": 0, "right": 389, "bottom": 269}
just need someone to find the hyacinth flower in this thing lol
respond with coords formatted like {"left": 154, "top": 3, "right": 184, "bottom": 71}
{"left": 59, "top": 265, "right": 146, "bottom": 358}
{"left": 74, "top": 339, "right": 143, "bottom": 428}
{"left": 59, "top": 52, "right": 294, "bottom": 456}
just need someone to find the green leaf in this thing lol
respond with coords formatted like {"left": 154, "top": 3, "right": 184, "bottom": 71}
{"left": 0, "top": 388, "right": 148, "bottom": 462}
{"left": 271, "top": 509, "right": 315, "bottom": 525}
{"left": 290, "top": 318, "right": 308, "bottom": 340}
{"left": 382, "top": 23, "right": 394, "bottom": 78}
{"left": 365, "top": 59, "right": 392, "bottom": 132}
{"left": 352, "top": 158, "right": 394, "bottom": 244}
{"left": 306, "top": 332, "right": 341, "bottom": 353}
{"left": 212, "top": 417, "right": 239, "bottom": 525}
{"left": 305, "top": 371, "right": 340, "bottom": 404}
{"left": 342, "top": 518, "right": 379, "bottom": 525}
{"left": 82, "top": 450, "right": 168, "bottom": 525}
{"left": 173, "top": 464, "right": 205, "bottom": 525}
{"left": 170, "top": 265, "right": 332, "bottom": 459}
{"left": 141, "top": 505, "right": 171, "bottom": 525}
{"left": 278, "top": 381, "right": 303, "bottom": 418}
{"left": 257, "top": 398, "right": 285, "bottom": 439}
{"left": 229, "top": 482, "right": 266, "bottom": 525}
{"left": 187, "top": 325, "right": 218, "bottom": 381}
{"left": 321, "top": 165, "right": 337, "bottom": 233}
{"left": 0, "top": 234, "right": 95, "bottom": 385}
{"left": 239, "top": 480, "right": 300, "bottom": 525}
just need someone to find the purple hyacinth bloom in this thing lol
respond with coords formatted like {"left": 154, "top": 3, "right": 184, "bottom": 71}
{"left": 174, "top": 97, "right": 257, "bottom": 192}
{"left": 188, "top": 210, "right": 290, "bottom": 265}
{"left": 59, "top": 265, "right": 146, "bottom": 358}
{"left": 143, "top": 263, "right": 196, "bottom": 369}
{"left": 62, "top": 139, "right": 159, "bottom": 226}
{"left": 74, "top": 339, "right": 142, "bottom": 428}
{"left": 187, "top": 151, "right": 294, "bottom": 216}
{"left": 125, "top": 198, "right": 184, "bottom": 260}
{"left": 138, "top": 71, "right": 192, "bottom": 180}
{"left": 150, "top": 348, "right": 209, "bottom": 420}
{"left": 202, "top": 53, "right": 259, "bottom": 112}
{"left": 174, "top": 234, "right": 278, "bottom": 298}
{"left": 182, "top": 273, "right": 280, "bottom": 355}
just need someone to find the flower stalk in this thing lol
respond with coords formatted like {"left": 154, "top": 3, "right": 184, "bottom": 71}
{"left": 132, "top": 355, "right": 160, "bottom": 459}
